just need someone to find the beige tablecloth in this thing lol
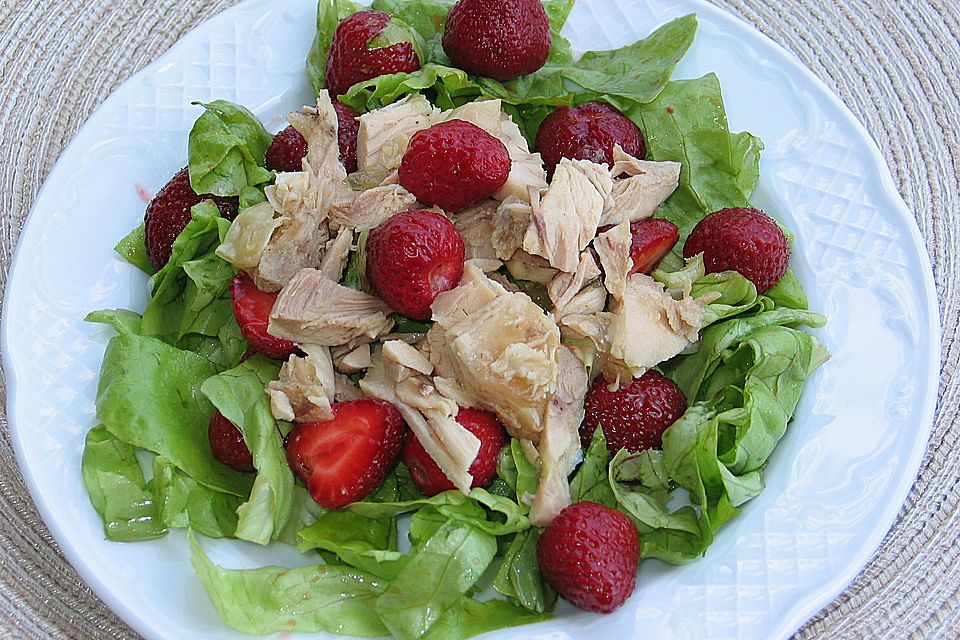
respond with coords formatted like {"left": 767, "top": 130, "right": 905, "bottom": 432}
{"left": 1, "top": 0, "right": 958, "bottom": 637}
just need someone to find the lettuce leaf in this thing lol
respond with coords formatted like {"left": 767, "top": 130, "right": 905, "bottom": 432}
{"left": 114, "top": 224, "right": 154, "bottom": 274}
{"left": 150, "top": 457, "right": 243, "bottom": 538}
{"left": 187, "top": 100, "right": 274, "bottom": 197}
{"left": 492, "top": 528, "right": 556, "bottom": 613}
{"left": 189, "top": 531, "right": 389, "bottom": 636}
{"left": 200, "top": 356, "right": 294, "bottom": 545}
{"left": 421, "top": 598, "right": 551, "bottom": 640}
{"left": 569, "top": 427, "right": 615, "bottom": 506}
{"left": 495, "top": 438, "right": 539, "bottom": 510}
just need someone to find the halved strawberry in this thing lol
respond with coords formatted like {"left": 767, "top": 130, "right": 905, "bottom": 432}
{"left": 285, "top": 399, "right": 407, "bottom": 509}
{"left": 208, "top": 410, "right": 255, "bottom": 473}
{"left": 628, "top": 218, "right": 679, "bottom": 275}
{"left": 230, "top": 273, "right": 299, "bottom": 360}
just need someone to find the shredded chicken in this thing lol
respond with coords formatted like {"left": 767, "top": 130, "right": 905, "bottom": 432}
{"left": 382, "top": 339, "right": 434, "bottom": 376}
{"left": 329, "top": 184, "right": 418, "bottom": 231}
{"left": 594, "top": 218, "right": 633, "bottom": 299}
{"left": 319, "top": 226, "right": 353, "bottom": 281}
{"left": 436, "top": 99, "right": 503, "bottom": 136}
{"left": 548, "top": 251, "right": 602, "bottom": 314}
{"left": 356, "top": 94, "right": 440, "bottom": 175}
{"left": 267, "top": 344, "right": 336, "bottom": 422}
{"left": 505, "top": 249, "right": 558, "bottom": 285}
{"left": 215, "top": 201, "right": 285, "bottom": 270}
{"left": 334, "top": 374, "right": 364, "bottom": 402}
{"left": 599, "top": 146, "right": 681, "bottom": 226}
{"left": 269, "top": 268, "right": 393, "bottom": 347}
{"left": 454, "top": 200, "right": 501, "bottom": 271}
{"left": 426, "top": 263, "right": 560, "bottom": 442}
{"left": 333, "top": 344, "right": 372, "bottom": 374}
{"left": 491, "top": 193, "right": 534, "bottom": 260}
{"left": 493, "top": 112, "right": 548, "bottom": 202}
{"left": 523, "top": 159, "right": 612, "bottom": 273}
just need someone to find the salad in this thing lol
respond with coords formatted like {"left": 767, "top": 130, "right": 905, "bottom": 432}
{"left": 82, "top": 0, "right": 829, "bottom": 638}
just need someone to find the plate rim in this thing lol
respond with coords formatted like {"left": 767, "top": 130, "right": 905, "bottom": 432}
{"left": 1, "top": 0, "right": 942, "bottom": 638}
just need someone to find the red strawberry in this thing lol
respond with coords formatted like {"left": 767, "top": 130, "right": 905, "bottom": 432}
{"left": 581, "top": 370, "right": 687, "bottom": 454}
{"left": 264, "top": 101, "right": 360, "bottom": 173}
{"left": 442, "top": 0, "right": 551, "bottom": 81}
{"left": 536, "top": 102, "right": 646, "bottom": 178}
{"left": 230, "top": 273, "right": 299, "bottom": 360}
{"left": 325, "top": 10, "right": 422, "bottom": 98}
{"left": 537, "top": 501, "right": 640, "bottom": 613}
{"left": 208, "top": 410, "right": 255, "bottom": 473}
{"left": 366, "top": 210, "right": 465, "bottom": 320}
{"left": 398, "top": 119, "right": 511, "bottom": 213}
{"left": 285, "top": 398, "right": 407, "bottom": 509}
{"left": 628, "top": 218, "right": 680, "bottom": 275}
{"left": 402, "top": 407, "right": 507, "bottom": 496}
{"left": 143, "top": 168, "right": 239, "bottom": 271}
{"left": 683, "top": 207, "right": 790, "bottom": 293}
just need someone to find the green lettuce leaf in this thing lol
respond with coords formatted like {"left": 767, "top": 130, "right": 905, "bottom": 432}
{"left": 375, "top": 520, "right": 497, "bottom": 640}
{"left": 494, "top": 439, "right": 538, "bottom": 512}
{"left": 81, "top": 425, "right": 166, "bottom": 541}
{"left": 189, "top": 531, "right": 389, "bottom": 636}
{"left": 200, "top": 356, "right": 293, "bottom": 545}
{"left": 95, "top": 332, "right": 253, "bottom": 496}
{"left": 569, "top": 427, "right": 615, "bottom": 506}
{"left": 422, "top": 597, "right": 551, "bottom": 639}
{"left": 150, "top": 457, "right": 242, "bottom": 538}
{"left": 114, "top": 224, "right": 154, "bottom": 274}
{"left": 342, "top": 63, "right": 479, "bottom": 112}
{"left": 187, "top": 100, "right": 273, "bottom": 197}
{"left": 764, "top": 268, "right": 808, "bottom": 310}
{"left": 493, "top": 528, "right": 556, "bottom": 613}
{"left": 85, "top": 308, "right": 144, "bottom": 336}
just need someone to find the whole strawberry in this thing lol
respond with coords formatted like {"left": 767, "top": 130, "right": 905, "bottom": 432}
{"left": 536, "top": 102, "right": 646, "bottom": 178}
{"left": 581, "top": 370, "right": 687, "bottom": 454}
{"left": 366, "top": 210, "right": 465, "bottom": 320}
{"left": 398, "top": 119, "right": 510, "bottom": 212}
{"left": 144, "top": 168, "right": 239, "bottom": 271}
{"left": 683, "top": 207, "right": 790, "bottom": 293}
{"left": 286, "top": 398, "right": 407, "bottom": 509}
{"left": 628, "top": 218, "right": 680, "bottom": 275}
{"left": 208, "top": 410, "right": 255, "bottom": 473}
{"left": 230, "top": 274, "right": 300, "bottom": 360}
{"left": 442, "top": 0, "right": 551, "bottom": 81}
{"left": 402, "top": 407, "right": 507, "bottom": 496}
{"left": 325, "top": 10, "right": 422, "bottom": 98}
{"left": 538, "top": 501, "right": 640, "bottom": 613}
{"left": 264, "top": 100, "right": 360, "bottom": 173}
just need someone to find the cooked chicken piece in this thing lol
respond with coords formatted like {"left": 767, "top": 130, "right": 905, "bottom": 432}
{"left": 357, "top": 94, "right": 440, "bottom": 175}
{"left": 555, "top": 283, "right": 607, "bottom": 325}
{"left": 426, "top": 263, "right": 560, "bottom": 442}
{"left": 523, "top": 159, "right": 612, "bottom": 273}
{"left": 602, "top": 273, "right": 705, "bottom": 385}
{"left": 334, "top": 374, "right": 364, "bottom": 402}
{"left": 529, "top": 346, "right": 588, "bottom": 526}
{"left": 491, "top": 193, "right": 535, "bottom": 260}
{"left": 253, "top": 205, "right": 329, "bottom": 292}
{"left": 454, "top": 200, "right": 501, "bottom": 269}
{"left": 548, "top": 251, "right": 602, "bottom": 314}
{"left": 333, "top": 343, "right": 371, "bottom": 374}
{"left": 493, "top": 113, "right": 548, "bottom": 202}
{"left": 599, "top": 146, "right": 681, "bottom": 226}
{"left": 360, "top": 350, "right": 480, "bottom": 492}
{"left": 346, "top": 169, "right": 400, "bottom": 191}
{"left": 561, "top": 311, "right": 613, "bottom": 354}
{"left": 329, "top": 184, "right": 418, "bottom": 231}
{"left": 268, "top": 268, "right": 393, "bottom": 347}
{"left": 216, "top": 201, "right": 286, "bottom": 270}
{"left": 382, "top": 339, "right": 434, "bottom": 376}
{"left": 594, "top": 218, "right": 632, "bottom": 299}
{"left": 437, "top": 99, "right": 503, "bottom": 136}
{"left": 267, "top": 344, "right": 336, "bottom": 422}
{"left": 319, "top": 226, "right": 353, "bottom": 281}
{"left": 505, "top": 249, "right": 559, "bottom": 285}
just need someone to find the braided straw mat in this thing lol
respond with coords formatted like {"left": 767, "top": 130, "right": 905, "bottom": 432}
{"left": 1, "top": 0, "right": 958, "bottom": 638}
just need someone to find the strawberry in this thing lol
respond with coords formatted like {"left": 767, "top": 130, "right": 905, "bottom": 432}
{"left": 402, "top": 407, "right": 507, "bottom": 496}
{"left": 264, "top": 101, "right": 360, "bottom": 173}
{"left": 230, "top": 273, "right": 299, "bottom": 360}
{"left": 366, "top": 209, "right": 465, "bottom": 320}
{"left": 581, "top": 370, "right": 687, "bottom": 454}
{"left": 398, "top": 119, "right": 511, "bottom": 213}
{"left": 285, "top": 398, "right": 407, "bottom": 509}
{"left": 535, "top": 102, "right": 646, "bottom": 178}
{"left": 628, "top": 218, "right": 680, "bottom": 275}
{"left": 683, "top": 207, "right": 790, "bottom": 293}
{"left": 537, "top": 501, "right": 640, "bottom": 613}
{"left": 143, "top": 168, "right": 239, "bottom": 271}
{"left": 325, "top": 10, "right": 422, "bottom": 99}
{"left": 442, "top": 0, "right": 551, "bottom": 81}
{"left": 208, "top": 410, "right": 255, "bottom": 473}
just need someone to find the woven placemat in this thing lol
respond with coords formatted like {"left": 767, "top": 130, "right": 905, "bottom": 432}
{"left": 1, "top": 0, "right": 958, "bottom": 638}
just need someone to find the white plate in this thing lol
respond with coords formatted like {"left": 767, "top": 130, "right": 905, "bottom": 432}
{"left": 1, "top": 0, "right": 940, "bottom": 638}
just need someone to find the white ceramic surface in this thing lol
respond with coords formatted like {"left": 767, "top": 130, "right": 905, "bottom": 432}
{"left": 1, "top": 0, "right": 940, "bottom": 639}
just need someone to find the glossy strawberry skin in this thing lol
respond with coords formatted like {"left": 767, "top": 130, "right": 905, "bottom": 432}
{"left": 325, "top": 10, "right": 421, "bottom": 98}
{"left": 442, "top": 0, "right": 551, "bottom": 81}
{"left": 398, "top": 119, "right": 511, "bottom": 213}
{"left": 402, "top": 407, "right": 508, "bottom": 496}
{"left": 537, "top": 501, "right": 640, "bottom": 613}
{"left": 144, "top": 168, "right": 239, "bottom": 271}
{"left": 536, "top": 102, "right": 646, "bottom": 178}
{"left": 208, "top": 410, "right": 255, "bottom": 473}
{"left": 264, "top": 101, "right": 360, "bottom": 173}
{"left": 629, "top": 218, "right": 680, "bottom": 275}
{"left": 581, "top": 370, "right": 688, "bottom": 454}
{"left": 230, "top": 273, "right": 300, "bottom": 360}
{"left": 285, "top": 399, "right": 407, "bottom": 509}
{"left": 366, "top": 209, "right": 466, "bottom": 320}
{"left": 683, "top": 207, "right": 790, "bottom": 293}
